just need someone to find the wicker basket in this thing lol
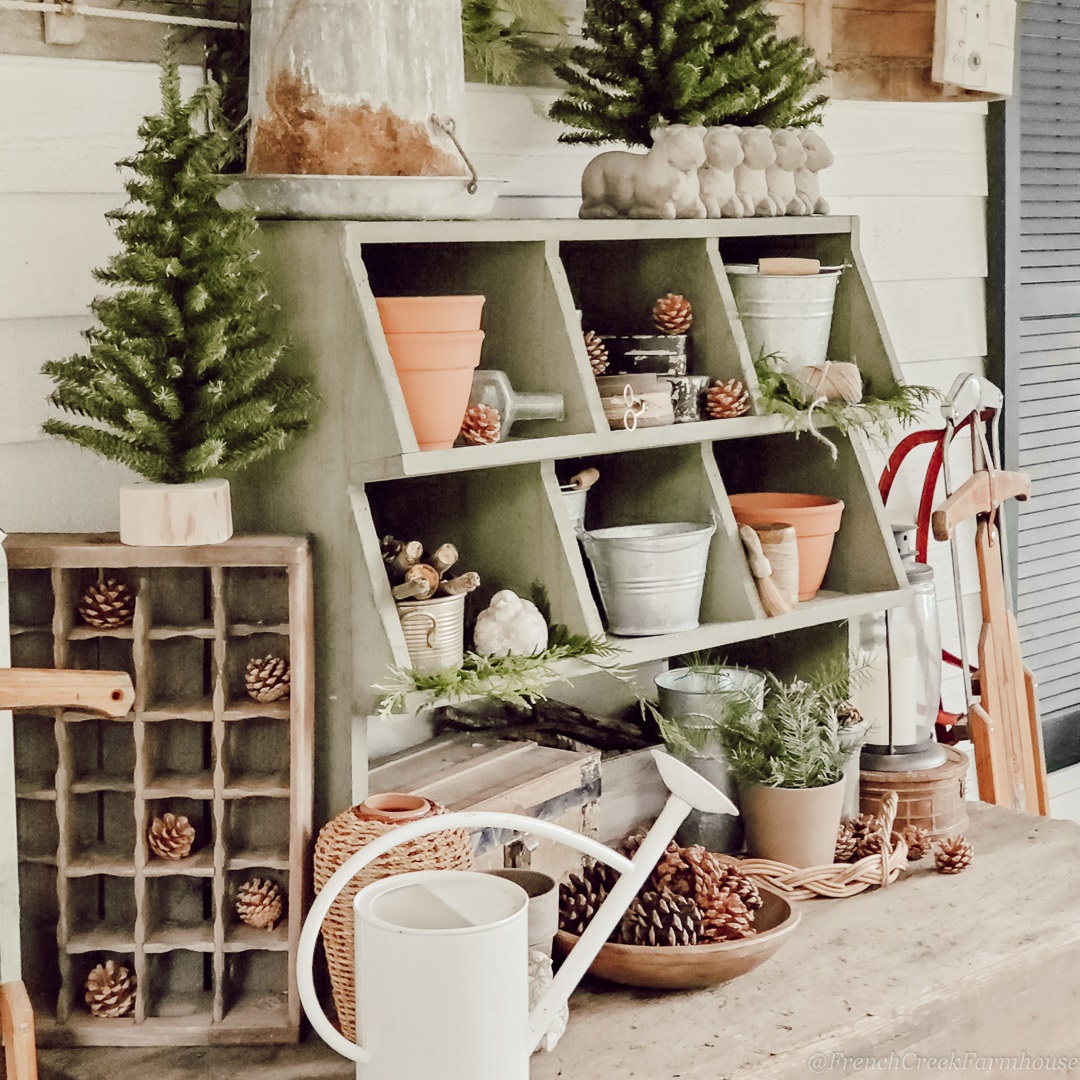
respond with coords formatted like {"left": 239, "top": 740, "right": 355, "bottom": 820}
{"left": 312, "top": 794, "right": 473, "bottom": 1041}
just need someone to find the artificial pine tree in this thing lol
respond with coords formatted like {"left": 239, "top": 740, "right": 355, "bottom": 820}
{"left": 549, "top": 0, "right": 828, "bottom": 148}
{"left": 41, "top": 44, "right": 315, "bottom": 484}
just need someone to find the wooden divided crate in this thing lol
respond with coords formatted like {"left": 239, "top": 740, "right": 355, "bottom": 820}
{"left": 6, "top": 534, "right": 313, "bottom": 1046}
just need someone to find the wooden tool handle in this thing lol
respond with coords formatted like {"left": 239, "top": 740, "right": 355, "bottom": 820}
{"left": 758, "top": 257, "right": 821, "bottom": 276}
{"left": 0, "top": 669, "right": 134, "bottom": 717}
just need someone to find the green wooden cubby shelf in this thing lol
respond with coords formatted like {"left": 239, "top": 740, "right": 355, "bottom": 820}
{"left": 7, "top": 535, "right": 313, "bottom": 1048}
{"left": 231, "top": 217, "right": 909, "bottom": 811}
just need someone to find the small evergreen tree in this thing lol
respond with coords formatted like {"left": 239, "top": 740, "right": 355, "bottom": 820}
{"left": 42, "top": 45, "right": 315, "bottom": 484}
{"left": 549, "top": 0, "right": 828, "bottom": 148}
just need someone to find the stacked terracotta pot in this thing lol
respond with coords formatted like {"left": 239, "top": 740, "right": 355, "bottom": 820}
{"left": 377, "top": 296, "right": 486, "bottom": 451}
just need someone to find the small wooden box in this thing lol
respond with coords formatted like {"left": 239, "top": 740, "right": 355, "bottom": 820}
{"left": 369, "top": 735, "right": 600, "bottom": 884}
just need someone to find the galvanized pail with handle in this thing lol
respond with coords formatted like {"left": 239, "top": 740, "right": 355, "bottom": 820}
{"left": 580, "top": 522, "right": 715, "bottom": 636}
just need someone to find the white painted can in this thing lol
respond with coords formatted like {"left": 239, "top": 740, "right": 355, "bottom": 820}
{"left": 354, "top": 870, "right": 530, "bottom": 1080}
{"left": 726, "top": 264, "right": 842, "bottom": 372}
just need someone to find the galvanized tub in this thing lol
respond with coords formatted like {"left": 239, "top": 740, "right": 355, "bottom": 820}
{"left": 656, "top": 666, "right": 766, "bottom": 853}
{"left": 726, "top": 264, "right": 842, "bottom": 372}
{"left": 580, "top": 522, "right": 715, "bottom": 636}
{"left": 396, "top": 593, "right": 465, "bottom": 673}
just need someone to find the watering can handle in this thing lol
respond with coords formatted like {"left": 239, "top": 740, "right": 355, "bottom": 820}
{"left": 297, "top": 750, "right": 737, "bottom": 1062}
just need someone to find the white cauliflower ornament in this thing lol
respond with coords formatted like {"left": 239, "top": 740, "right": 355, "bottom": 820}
{"left": 473, "top": 589, "right": 548, "bottom": 657}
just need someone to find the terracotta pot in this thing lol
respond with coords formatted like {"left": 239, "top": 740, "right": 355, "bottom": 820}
{"left": 739, "top": 779, "right": 846, "bottom": 868}
{"left": 384, "top": 330, "right": 484, "bottom": 450}
{"left": 355, "top": 793, "right": 432, "bottom": 824}
{"left": 728, "top": 492, "right": 844, "bottom": 600}
{"left": 376, "top": 295, "right": 485, "bottom": 334}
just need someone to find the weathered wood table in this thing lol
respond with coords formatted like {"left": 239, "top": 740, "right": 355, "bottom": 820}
{"left": 32, "top": 803, "right": 1080, "bottom": 1080}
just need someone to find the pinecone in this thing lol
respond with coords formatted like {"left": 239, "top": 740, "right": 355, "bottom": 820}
{"left": 459, "top": 403, "right": 501, "bottom": 445}
{"left": 85, "top": 960, "right": 136, "bottom": 1018}
{"left": 836, "top": 701, "right": 864, "bottom": 729}
{"left": 616, "top": 887, "right": 701, "bottom": 947}
{"left": 848, "top": 813, "right": 884, "bottom": 860}
{"left": 700, "top": 888, "right": 756, "bottom": 942}
{"left": 148, "top": 813, "right": 196, "bottom": 860}
{"left": 899, "top": 824, "right": 933, "bottom": 861}
{"left": 711, "top": 862, "right": 763, "bottom": 913}
{"left": 706, "top": 379, "right": 750, "bottom": 419}
{"left": 78, "top": 578, "right": 135, "bottom": 629}
{"left": 652, "top": 293, "right": 693, "bottom": 335}
{"left": 835, "top": 821, "right": 858, "bottom": 863}
{"left": 934, "top": 836, "right": 973, "bottom": 874}
{"left": 583, "top": 330, "right": 609, "bottom": 376}
{"left": 559, "top": 860, "right": 618, "bottom": 935}
{"left": 236, "top": 877, "right": 284, "bottom": 930}
{"left": 245, "top": 654, "right": 291, "bottom": 703}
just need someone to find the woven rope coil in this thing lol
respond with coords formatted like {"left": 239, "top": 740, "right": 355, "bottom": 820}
{"left": 312, "top": 800, "right": 473, "bottom": 1041}
{"left": 717, "top": 792, "right": 908, "bottom": 900}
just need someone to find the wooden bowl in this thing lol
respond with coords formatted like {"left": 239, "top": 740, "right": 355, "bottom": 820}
{"left": 554, "top": 885, "right": 799, "bottom": 990}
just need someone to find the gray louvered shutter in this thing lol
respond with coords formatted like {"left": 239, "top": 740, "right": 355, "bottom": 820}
{"left": 1016, "top": 0, "right": 1080, "bottom": 722}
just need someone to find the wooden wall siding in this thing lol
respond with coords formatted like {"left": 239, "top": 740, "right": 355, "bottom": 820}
{"left": 1013, "top": 0, "right": 1080, "bottom": 725}
{"left": 0, "top": 55, "right": 988, "bottom": 747}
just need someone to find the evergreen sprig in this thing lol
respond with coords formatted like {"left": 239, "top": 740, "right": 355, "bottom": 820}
{"left": 463, "top": 0, "right": 570, "bottom": 84}
{"left": 376, "top": 581, "right": 621, "bottom": 716}
{"left": 375, "top": 636, "right": 620, "bottom": 717}
{"left": 549, "top": 0, "right": 828, "bottom": 147}
{"left": 753, "top": 352, "right": 939, "bottom": 460}
{"left": 714, "top": 666, "right": 861, "bottom": 789}
{"left": 41, "top": 42, "right": 316, "bottom": 484}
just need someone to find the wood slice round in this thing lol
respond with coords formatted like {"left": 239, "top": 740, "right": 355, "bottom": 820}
{"left": 554, "top": 885, "right": 799, "bottom": 990}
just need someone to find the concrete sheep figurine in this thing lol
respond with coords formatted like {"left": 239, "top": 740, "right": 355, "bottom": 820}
{"left": 735, "top": 126, "right": 779, "bottom": 216}
{"left": 473, "top": 589, "right": 549, "bottom": 657}
{"left": 579, "top": 124, "right": 707, "bottom": 220}
{"left": 795, "top": 130, "right": 834, "bottom": 215}
{"left": 699, "top": 125, "right": 745, "bottom": 218}
{"left": 767, "top": 129, "right": 809, "bottom": 216}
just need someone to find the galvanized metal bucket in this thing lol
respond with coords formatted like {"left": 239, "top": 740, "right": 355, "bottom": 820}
{"left": 580, "top": 522, "right": 715, "bottom": 636}
{"left": 397, "top": 592, "right": 465, "bottom": 673}
{"left": 560, "top": 487, "right": 588, "bottom": 533}
{"left": 726, "top": 264, "right": 842, "bottom": 373}
{"left": 655, "top": 666, "right": 767, "bottom": 852}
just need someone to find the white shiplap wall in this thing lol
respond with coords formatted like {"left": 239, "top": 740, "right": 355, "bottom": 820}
{"left": 0, "top": 55, "right": 995, "bottom": 788}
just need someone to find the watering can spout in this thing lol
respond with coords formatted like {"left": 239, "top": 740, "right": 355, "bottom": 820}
{"left": 528, "top": 750, "right": 737, "bottom": 1050}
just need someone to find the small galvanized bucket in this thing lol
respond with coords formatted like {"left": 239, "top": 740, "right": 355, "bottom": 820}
{"left": 396, "top": 593, "right": 465, "bottom": 673}
{"left": 726, "top": 264, "right": 842, "bottom": 372}
{"left": 560, "top": 486, "right": 588, "bottom": 532}
{"left": 580, "top": 522, "right": 715, "bottom": 636}
{"left": 656, "top": 666, "right": 767, "bottom": 852}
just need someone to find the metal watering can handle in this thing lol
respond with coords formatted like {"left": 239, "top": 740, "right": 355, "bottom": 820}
{"left": 297, "top": 750, "right": 737, "bottom": 1062}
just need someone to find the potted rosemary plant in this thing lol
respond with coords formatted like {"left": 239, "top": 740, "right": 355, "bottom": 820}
{"left": 713, "top": 667, "right": 865, "bottom": 867}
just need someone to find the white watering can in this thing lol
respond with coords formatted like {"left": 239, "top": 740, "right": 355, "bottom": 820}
{"left": 298, "top": 749, "right": 738, "bottom": 1079}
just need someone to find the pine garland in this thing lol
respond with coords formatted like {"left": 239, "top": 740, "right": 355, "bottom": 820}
{"left": 41, "top": 42, "right": 316, "bottom": 484}
{"left": 753, "top": 353, "right": 939, "bottom": 460}
{"left": 549, "top": 0, "right": 828, "bottom": 148}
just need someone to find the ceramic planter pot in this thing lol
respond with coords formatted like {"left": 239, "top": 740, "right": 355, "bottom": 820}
{"left": 376, "top": 295, "right": 485, "bottom": 334}
{"left": 384, "top": 330, "right": 484, "bottom": 450}
{"left": 728, "top": 493, "right": 844, "bottom": 601}
{"left": 739, "top": 778, "right": 846, "bottom": 867}
{"left": 481, "top": 869, "right": 557, "bottom": 957}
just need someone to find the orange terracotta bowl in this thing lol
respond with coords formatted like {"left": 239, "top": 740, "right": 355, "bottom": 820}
{"left": 554, "top": 885, "right": 799, "bottom": 991}
{"left": 728, "top": 492, "right": 844, "bottom": 601}
{"left": 376, "top": 295, "right": 485, "bottom": 334}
